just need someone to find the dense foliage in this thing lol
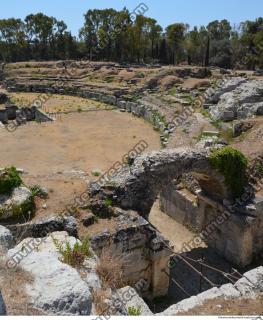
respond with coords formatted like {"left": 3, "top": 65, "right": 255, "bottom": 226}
{"left": 0, "top": 9, "right": 263, "bottom": 69}
{"left": 209, "top": 147, "right": 248, "bottom": 197}
{"left": 0, "top": 167, "right": 22, "bottom": 194}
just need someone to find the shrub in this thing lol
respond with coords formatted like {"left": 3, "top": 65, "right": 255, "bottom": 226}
{"left": 128, "top": 306, "right": 141, "bottom": 316}
{"left": 103, "top": 198, "right": 113, "bottom": 208}
{"left": 124, "top": 156, "right": 135, "bottom": 167}
{"left": 209, "top": 146, "right": 248, "bottom": 197}
{"left": 92, "top": 171, "right": 101, "bottom": 177}
{"left": 30, "top": 185, "right": 48, "bottom": 198}
{"left": 0, "top": 167, "right": 22, "bottom": 194}
{"left": 52, "top": 236, "right": 92, "bottom": 267}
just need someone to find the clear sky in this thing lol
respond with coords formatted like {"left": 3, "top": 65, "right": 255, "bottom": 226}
{"left": 1, "top": 0, "right": 263, "bottom": 36}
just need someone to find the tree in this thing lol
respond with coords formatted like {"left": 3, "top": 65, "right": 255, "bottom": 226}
{"left": 25, "top": 13, "right": 70, "bottom": 60}
{"left": 207, "top": 20, "right": 232, "bottom": 68}
{"left": 166, "top": 23, "right": 188, "bottom": 64}
{"left": 0, "top": 10, "right": 263, "bottom": 69}
{"left": 240, "top": 18, "right": 263, "bottom": 69}
{"left": 0, "top": 18, "right": 27, "bottom": 61}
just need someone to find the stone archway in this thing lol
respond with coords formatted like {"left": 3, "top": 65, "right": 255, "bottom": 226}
{"left": 89, "top": 146, "right": 228, "bottom": 217}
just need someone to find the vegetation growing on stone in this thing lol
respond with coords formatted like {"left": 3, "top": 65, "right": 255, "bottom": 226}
{"left": 128, "top": 306, "right": 141, "bottom": 316}
{"left": 0, "top": 167, "right": 22, "bottom": 194}
{"left": 52, "top": 236, "right": 92, "bottom": 267}
{"left": 103, "top": 198, "right": 113, "bottom": 208}
{"left": 209, "top": 146, "right": 248, "bottom": 197}
{"left": 11, "top": 197, "right": 35, "bottom": 217}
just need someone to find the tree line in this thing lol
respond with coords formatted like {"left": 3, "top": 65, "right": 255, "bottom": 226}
{"left": 0, "top": 9, "right": 263, "bottom": 69}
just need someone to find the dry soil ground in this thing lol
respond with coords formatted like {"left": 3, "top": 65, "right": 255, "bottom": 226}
{"left": 0, "top": 109, "right": 160, "bottom": 219}
{"left": 180, "top": 294, "right": 263, "bottom": 316}
{"left": 7, "top": 92, "right": 112, "bottom": 113}
{"left": 149, "top": 199, "right": 205, "bottom": 252}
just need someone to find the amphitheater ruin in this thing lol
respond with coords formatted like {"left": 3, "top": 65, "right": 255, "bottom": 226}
{"left": 0, "top": 61, "right": 263, "bottom": 315}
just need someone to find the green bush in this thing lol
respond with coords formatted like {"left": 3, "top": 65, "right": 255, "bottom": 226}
{"left": 128, "top": 306, "right": 141, "bottom": 316}
{"left": 209, "top": 146, "right": 248, "bottom": 197}
{"left": 52, "top": 236, "right": 92, "bottom": 267}
{"left": 103, "top": 198, "right": 113, "bottom": 207}
{"left": 0, "top": 167, "right": 22, "bottom": 194}
{"left": 92, "top": 171, "right": 101, "bottom": 177}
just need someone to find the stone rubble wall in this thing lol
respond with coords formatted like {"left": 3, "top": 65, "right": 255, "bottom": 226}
{"left": 88, "top": 143, "right": 262, "bottom": 267}
{"left": 4, "top": 82, "right": 170, "bottom": 139}
{"left": 6, "top": 215, "right": 78, "bottom": 242}
{"left": 0, "top": 105, "right": 53, "bottom": 124}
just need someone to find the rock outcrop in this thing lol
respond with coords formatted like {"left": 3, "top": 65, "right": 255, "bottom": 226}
{"left": 0, "top": 187, "right": 34, "bottom": 220}
{"left": 116, "top": 286, "right": 153, "bottom": 315}
{"left": 205, "top": 78, "right": 263, "bottom": 121}
{"left": 7, "top": 215, "right": 78, "bottom": 242}
{"left": 0, "top": 225, "right": 13, "bottom": 251}
{"left": 7, "top": 232, "right": 93, "bottom": 315}
{"left": 0, "top": 92, "right": 7, "bottom": 104}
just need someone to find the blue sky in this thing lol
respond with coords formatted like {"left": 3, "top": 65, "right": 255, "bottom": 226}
{"left": 1, "top": 0, "right": 263, "bottom": 36}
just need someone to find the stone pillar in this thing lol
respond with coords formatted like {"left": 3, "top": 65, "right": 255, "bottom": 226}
{"left": 150, "top": 237, "right": 171, "bottom": 297}
{"left": 195, "top": 198, "right": 206, "bottom": 229}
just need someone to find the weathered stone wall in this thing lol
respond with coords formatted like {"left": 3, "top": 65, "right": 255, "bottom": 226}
{"left": 87, "top": 144, "right": 263, "bottom": 266}
{"left": 90, "top": 212, "right": 171, "bottom": 298}
{"left": 160, "top": 187, "right": 199, "bottom": 227}
{"left": 0, "top": 105, "right": 53, "bottom": 125}
{"left": 160, "top": 183, "right": 263, "bottom": 266}
{"left": 5, "top": 82, "right": 170, "bottom": 137}
{"left": 6, "top": 215, "right": 78, "bottom": 242}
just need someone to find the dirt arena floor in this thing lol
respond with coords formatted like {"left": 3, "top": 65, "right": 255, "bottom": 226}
{"left": 0, "top": 110, "right": 160, "bottom": 219}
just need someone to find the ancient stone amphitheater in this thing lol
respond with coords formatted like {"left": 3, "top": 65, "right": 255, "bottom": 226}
{"left": 0, "top": 61, "right": 262, "bottom": 315}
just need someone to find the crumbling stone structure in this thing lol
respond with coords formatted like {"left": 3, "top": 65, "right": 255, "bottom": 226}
{"left": 90, "top": 211, "right": 171, "bottom": 298}
{"left": 89, "top": 147, "right": 223, "bottom": 215}
{"left": 89, "top": 147, "right": 263, "bottom": 267}
{"left": 0, "top": 105, "right": 53, "bottom": 125}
